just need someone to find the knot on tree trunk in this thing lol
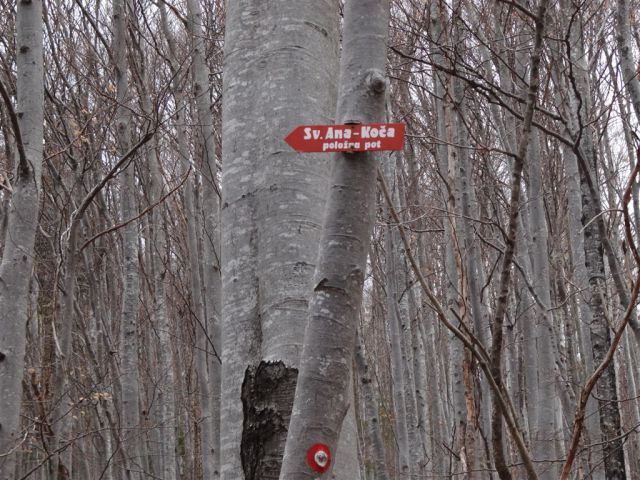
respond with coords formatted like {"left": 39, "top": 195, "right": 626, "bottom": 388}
{"left": 365, "top": 69, "right": 387, "bottom": 94}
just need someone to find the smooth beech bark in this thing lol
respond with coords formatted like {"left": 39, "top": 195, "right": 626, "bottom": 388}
{"left": 219, "top": 1, "right": 339, "bottom": 478}
{"left": 0, "top": 1, "right": 43, "bottom": 478}
{"left": 113, "top": 0, "right": 141, "bottom": 477}
{"left": 355, "top": 330, "right": 389, "bottom": 480}
{"left": 279, "top": 0, "right": 390, "bottom": 477}
{"left": 186, "top": 0, "right": 222, "bottom": 477}
{"left": 526, "top": 133, "right": 560, "bottom": 478}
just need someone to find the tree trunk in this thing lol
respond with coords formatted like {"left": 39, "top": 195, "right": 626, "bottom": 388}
{"left": 616, "top": 0, "right": 640, "bottom": 122}
{"left": 186, "top": 0, "right": 222, "bottom": 477}
{"left": 525, "top": 132, "right": 559, "bottom": 478}
{"left": 559, "top": 3, "right": 627, "bottom": 475}
{"left": 220, "top": 1, "right": 340, "bottom": 478}
{"left": 114, "top": 0, "right": 141, "bottom": 477}
{"left": 279, "top": 0, "right": 390, "bottom": 477}
{"left": 488, "top": 1, "right": 549, "bottom": 478}
{"left": 355, "top": 329, "right": 389, "bottom": 480}
{"left": 580, "top": 158, "right": 627, "bottom": 479}
{"left": 0, "top": 1, "right": 44, "bottom": 478}
{"left": 382, "top": 165, "right": 411, "bottom": 477}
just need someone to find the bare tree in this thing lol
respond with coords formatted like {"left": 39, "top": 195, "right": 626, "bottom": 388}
{"left": 0, "top": 2, "right": 44, "bottom": 477}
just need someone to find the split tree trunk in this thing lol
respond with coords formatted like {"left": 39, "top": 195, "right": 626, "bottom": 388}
{"left": 279, "top": 0, "right": 390, "bottom": 477}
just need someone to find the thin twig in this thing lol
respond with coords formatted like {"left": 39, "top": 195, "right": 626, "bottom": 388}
{"left": 80, "top": 165, "right": 190, "bottom": 252}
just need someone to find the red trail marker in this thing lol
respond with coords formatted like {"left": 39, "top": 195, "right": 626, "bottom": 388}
{"left": 285, "top": 123, "right": 405, "bottom": 153}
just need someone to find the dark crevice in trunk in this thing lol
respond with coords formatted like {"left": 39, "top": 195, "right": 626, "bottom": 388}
{"left": 241, "top": 361, "right": 298, "bottom": 480}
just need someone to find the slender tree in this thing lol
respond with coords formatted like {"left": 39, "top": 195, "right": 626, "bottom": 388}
{"left": 0, "top": 2, "right": 44, "bottom": 477}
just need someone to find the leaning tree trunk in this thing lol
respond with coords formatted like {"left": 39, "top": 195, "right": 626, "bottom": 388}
{"left": 279, "top": 0, "right": 390, "bottom": 477}
{"left": 0, "top": 2, "right": 44, "bottom": 478}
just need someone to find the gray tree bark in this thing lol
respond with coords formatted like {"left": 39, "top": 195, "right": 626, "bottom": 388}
{"left": 577, "top": 130, "right": 627, "bottom": 480}
{"left": 0, "top": 1, "right": 44, "bottom": 478}
{"left": 559, "top": 4, "right": 627, "bottom": 475}
{"left": 186, "top": 0, "right": 222, "bottom": 477}
{"left": 113, "top": 0, "right": 141, "bottom": 477}
{"left": 525, "top": 132, "right": 559, "bottom": 478}
{"left": 279, "top": 0, "right": 390, "bottom": 477}
{"left": 382, "top": 165, "right": 411, "bottom": 477}
{"left": 616, "top": 0, "right": 640, "bottom": 123}
{"left": 355, "top": 329, "right": 389, "bottom": 480}
{"left": 219, "top": 1, "right": 340, "bottom": 478}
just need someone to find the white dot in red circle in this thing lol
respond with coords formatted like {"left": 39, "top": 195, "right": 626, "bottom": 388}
{"left": 307, "top": 443, "right": 331, "bottom": 474}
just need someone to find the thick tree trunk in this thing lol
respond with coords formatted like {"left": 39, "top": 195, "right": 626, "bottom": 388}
{"left": 0, "top": 2, "right": 44, "bottom": 478}
{"left": 220, "top": 1, "right": 339, "bottom": 478}
{"left": 279, "top": 0, "right": 390, "bottom": 477}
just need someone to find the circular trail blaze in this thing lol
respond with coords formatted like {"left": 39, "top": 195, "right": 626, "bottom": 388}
{"left": 306, "top": 443, "right": 331, "bottom": 474}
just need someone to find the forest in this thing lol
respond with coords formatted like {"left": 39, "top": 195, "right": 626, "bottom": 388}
{"left": 1, "top": 0, "right": 640, "bottom": 479}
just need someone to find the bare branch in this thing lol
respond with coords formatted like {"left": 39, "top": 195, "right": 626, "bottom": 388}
{"left": 0, "top": 77, "right": 28, "bottom": 177}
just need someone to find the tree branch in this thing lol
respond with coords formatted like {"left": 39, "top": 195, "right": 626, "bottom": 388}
{"left": 0, "top": 77, "right": 29, "bottom": 177}
{"left": 80, "top": 164, "right": 189, "bottom": 252}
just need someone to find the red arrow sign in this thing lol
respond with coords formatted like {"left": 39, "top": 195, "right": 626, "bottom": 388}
{"left": 285, "top": 123, "right": 405, "bottom": 153}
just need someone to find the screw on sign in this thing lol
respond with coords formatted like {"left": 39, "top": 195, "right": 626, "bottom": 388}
{"left": 307, "top": 443, "right": 331, "bottom": 474}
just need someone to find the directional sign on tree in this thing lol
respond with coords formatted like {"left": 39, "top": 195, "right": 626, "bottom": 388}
{"left": 285, "top": 123, "right": 405, "bottom": 153}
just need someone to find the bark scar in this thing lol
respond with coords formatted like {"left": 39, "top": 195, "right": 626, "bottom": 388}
{"left": 314, "top": 277, "right": 346, "bottom": 293}
{"left": 365, "top": 69, "right": 387, "bottom": 94}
